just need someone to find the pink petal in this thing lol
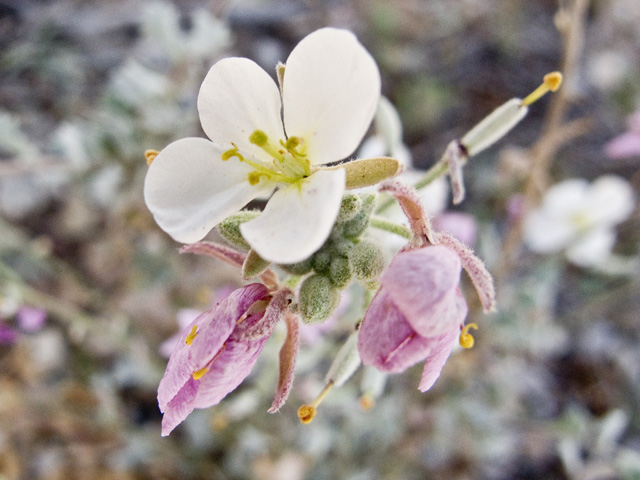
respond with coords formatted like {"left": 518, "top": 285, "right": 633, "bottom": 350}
{"left": 358, "top": 289, "right": 435, "bottom": 372}
{"left": 381, "top": 246, "right": 464, "bottom": 337}
{"left": 604, "top": 132, "right": 640, "bottom": 159}
{"left": 418, "top": 326, "right": 460, "bottom": 392}
{"left": 161, "top": 377, "right": 198, "bottom": 436}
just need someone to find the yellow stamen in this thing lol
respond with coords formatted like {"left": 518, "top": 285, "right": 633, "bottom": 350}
{"left": 144, "top": 149, "right": 159, "bottom": 165}
{"left": 521, "top": 71, "right": 563, "bottom": 107}
{"left": 459, "top": 323, "right": 478, "bottom": 349}
{"left": 192, "top": 366, "right": 209, "bottom": 380}
{"left": 221, "top": 143, "right": 244, "bottom": 161}
{"left": 297, "top": 381, "right": 334, "bottom": 424}
{"left": 185, "top": 325, "right": 198, "bottom": 345}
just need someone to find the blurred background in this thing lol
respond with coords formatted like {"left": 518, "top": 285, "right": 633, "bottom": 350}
{"left": 0, "top": 0, "right": 639, "bottom": 479}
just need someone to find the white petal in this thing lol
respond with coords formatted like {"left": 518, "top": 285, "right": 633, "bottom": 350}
{"left": 566, "top": 228, "right": 616, "bottom": 267}
{"left": 198, "top": 58, "right": 285, "bottom": 163}
{"left": 587, "top": 175, "right": 635, "bottom": 227}
{"left": 240, "top": 169, "right": 346, "bottom": 263}
{"left": 523, "top": 209, "right": 576, "bottom": 253}
{"left": 282, "top": 28, "right": 380, "bottom": 165}
{"left": 144, "top": 137, "right": 273, "bottom": 243}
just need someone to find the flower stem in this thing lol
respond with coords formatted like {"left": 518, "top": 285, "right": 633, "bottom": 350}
{"left": 376, "top": 159, "right": 448, "bottom": 214}
{"left": 369, "top": 216, "right": 412, "bottom": 239}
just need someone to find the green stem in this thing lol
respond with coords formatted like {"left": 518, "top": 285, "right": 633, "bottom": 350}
{"left": 369, "top": 216, "right": 412, "bottom": 239}
{"left": 376, "top": 159, "right": 448, "bottom": 213}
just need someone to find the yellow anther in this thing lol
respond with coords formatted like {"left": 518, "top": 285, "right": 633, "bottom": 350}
{"left": 297, "top": 381, "right": 334, "bottom": 424}
{"left": 145, "top": 149, "right": 159, "bottom": 165}
{"left": 285, "top": 136, "right": 302, "bottom": 150}
{"left": 185, "top": 325, "right": 198, "bottom": 346}
{"left": 359, "top": 393, "right": 374, "bottom": 411}
{"left": 459, "top": 323, "right": 478, "bottom": 349}
{"left": 192, "top": 366, "right": 209, "bottom": 380}
{"left": 249, "top": 129, "right": 269, "bottom": 146}
{"left": 521, "top": 71, "right": 563, "bottom": 107}
{"left": 297, "top": 405, "right": 316, "bottom": 424}
{"left": 249, "top": 172, "right": 264, "bottom": 185}
{"left": 543, "top": 71, "right": 563, "bottom": 92}
{"left": 221, "top": 144, "right": 244, "bottom": 161}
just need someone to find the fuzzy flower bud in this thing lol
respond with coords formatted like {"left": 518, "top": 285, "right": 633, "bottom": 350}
{"left": 299, "top": 274, "right": 340, "bottom": 324}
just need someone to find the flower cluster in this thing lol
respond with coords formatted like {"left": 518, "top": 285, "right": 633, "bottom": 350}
{"left": 144, "top": 28, "right": 564, "bottom": 434}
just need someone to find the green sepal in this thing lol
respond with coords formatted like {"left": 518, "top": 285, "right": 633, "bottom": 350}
{"left": 217, "top": 210, "right": 261, "bottom": 250}
{"left": 242, "top": 249, "right": 271, "bottom": 279}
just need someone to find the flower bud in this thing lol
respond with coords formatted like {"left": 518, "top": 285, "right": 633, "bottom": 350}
{"left": 335, "top": 192, "right": 362, "bottom": 223}
{"left": 299, "top": 274, "right": 340, "bottom": 324}
{"left": 349, "top": 240, "right": 385, "bottom": 281}
{"left": 279, "top": 258, "right": 313, "bottom": 276}
{"left": 329, "top": 255, "right": 352, "bottom": 288}
{"left": 217, "top": 210, "right": 261, "bottom": 250}
{"left": 342, "top": 193, "right": 376, "bottom": 239}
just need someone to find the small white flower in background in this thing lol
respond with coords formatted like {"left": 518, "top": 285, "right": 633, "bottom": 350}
{"left": 144, "top": 28, "right": 381, "bottom": 264}
{"left": 524, "top": 175, "right": 635, "bottom": 267}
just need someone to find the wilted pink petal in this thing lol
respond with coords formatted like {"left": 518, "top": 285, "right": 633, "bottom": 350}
{"left": 269, "top": 312, "right": 299, "bottom": 413}
{"left": 358, "top": 289, "right": 438, "bottom": 372}
{"left": 158, "top": 283, "right": 289, "bottom": 436}
{"left": 418, "top": 327, "right": 459, "bottom": 392}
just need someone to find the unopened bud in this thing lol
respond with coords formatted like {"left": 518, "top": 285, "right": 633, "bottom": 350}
{"left": 336, "top": 193, "right": 362, "bottom": 223}
{"left": 298, "top": 274, "right": 340, "bottom": 324}
{"left": 279, "top": 258, "right": 313, "bottom": 276}
{"left": 342, "top": 193, "right": 376, "bottom": 239}
{"left": 349, "top": 240, "right": 385, "bottom": 281}
{"left": 217, "top": 211, "right": 261, "bottom": 250}
{"left": 329, "top": 255, "right": 352, "bottom": 288}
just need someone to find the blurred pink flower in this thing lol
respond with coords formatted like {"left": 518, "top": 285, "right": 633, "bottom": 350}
{"left": 433, "top": 212, "right": 477, "bottom": 247}
{"left": 16, "top": 306, "right": 47, "bottom": 332}
{"left": 158, "top": 283, "right": 292, "bottom": 436}
{"left": 605, "top": 110, "right": 640, "bottom": 159}
{"left": 357, "top": 246, "right": 468, "bottom": 392}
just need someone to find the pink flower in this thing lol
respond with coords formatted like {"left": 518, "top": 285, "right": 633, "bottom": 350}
{"left": 357, "top": 180, "right": 495, "bottom": 393}
{"left": 157, "top": 283, "right": 292, "bottom": 436}
{"left": 357, "top": 246, "right": 468, "bottom": 392}
{"left": 605, "top": 110, "right": 640, "bottom": 159}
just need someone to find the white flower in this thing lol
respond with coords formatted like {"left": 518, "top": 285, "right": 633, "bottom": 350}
{"left": 524, "top": 175, "right": 635, "bottom": 267}
{"left": 144, "top": 28, "right": 381, "bottom": 264}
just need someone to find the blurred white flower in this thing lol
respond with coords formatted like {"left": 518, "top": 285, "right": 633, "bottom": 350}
{"left": 524, "top": 175, "right": 635, "bottom": 267}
